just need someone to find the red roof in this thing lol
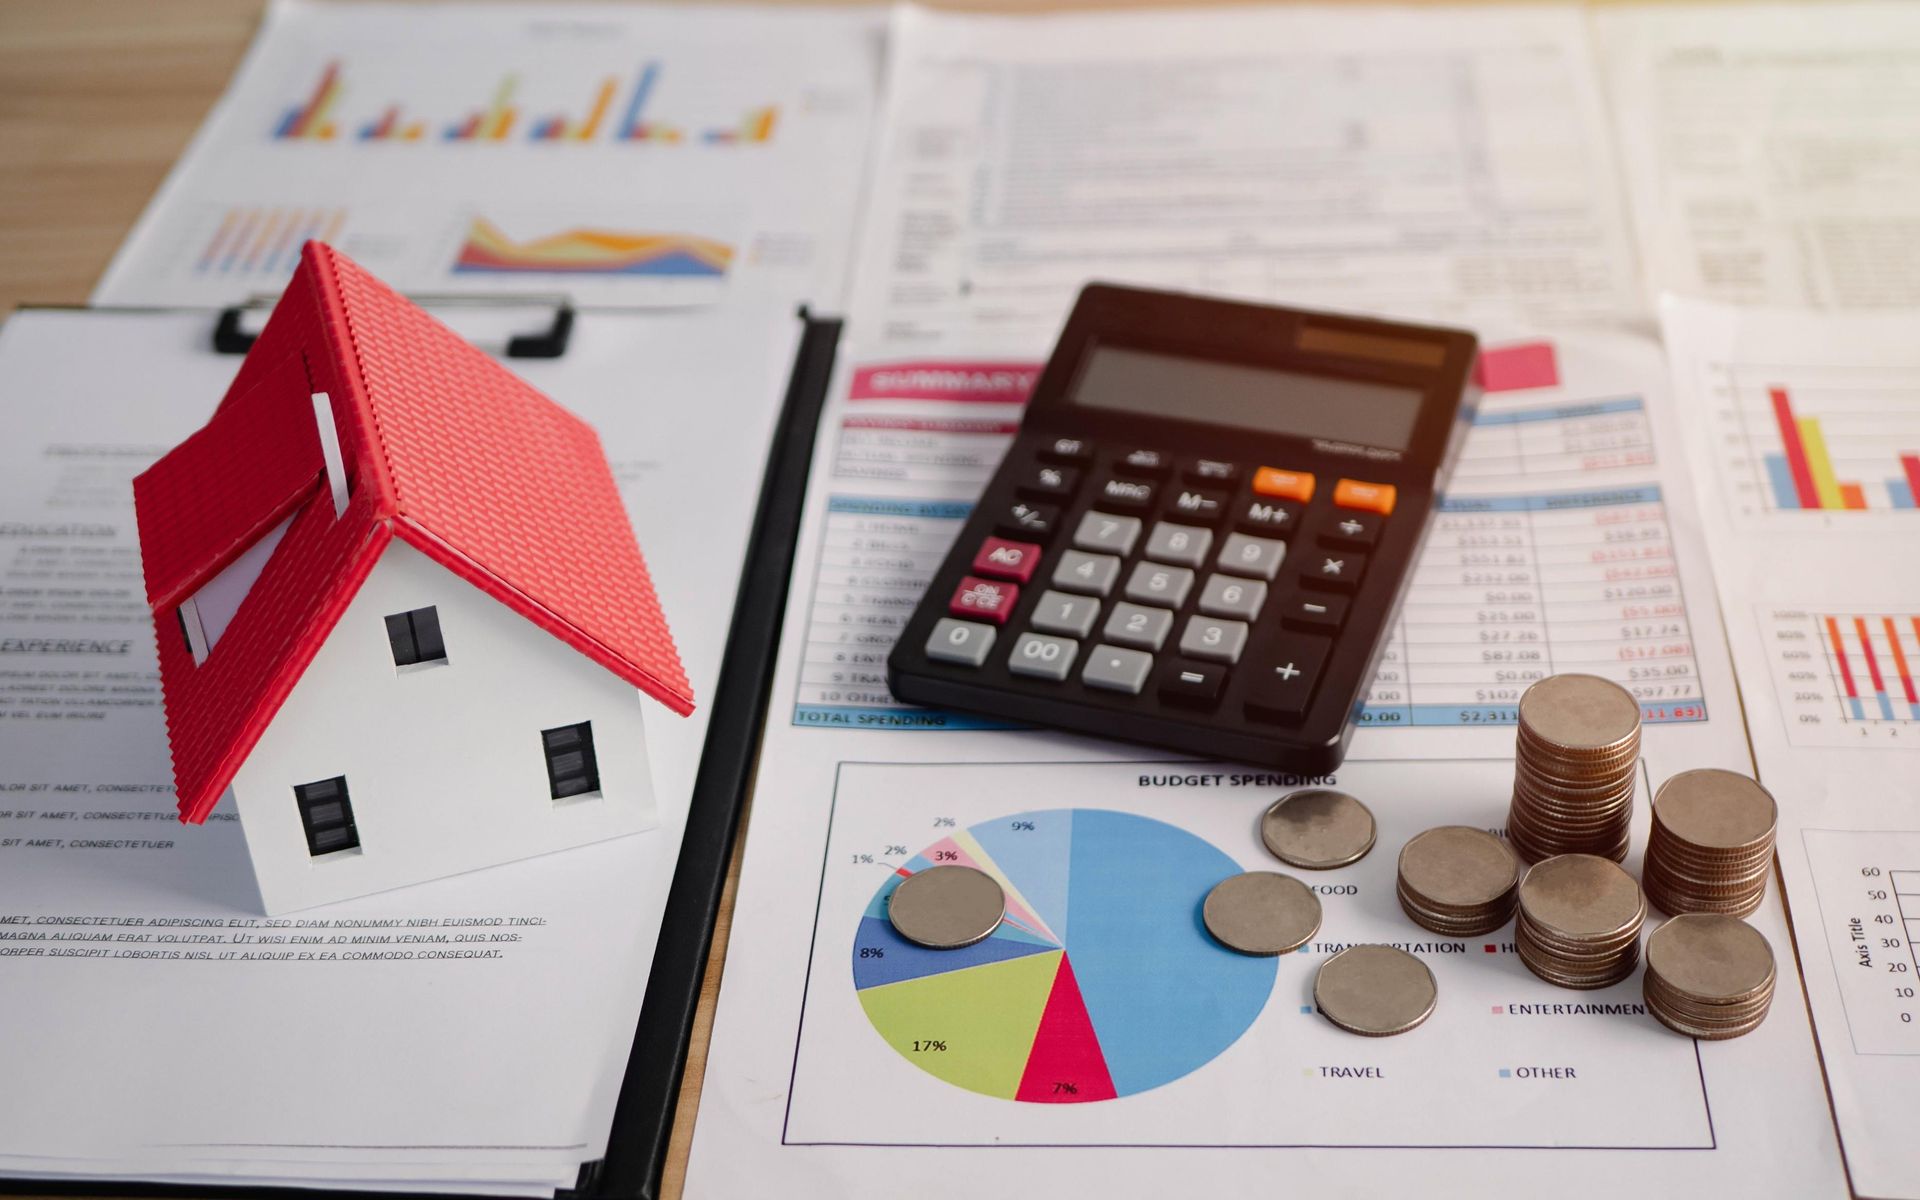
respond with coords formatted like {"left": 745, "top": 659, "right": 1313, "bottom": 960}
{"left": 135, "top": 242, "right": 693, "bottom": 824}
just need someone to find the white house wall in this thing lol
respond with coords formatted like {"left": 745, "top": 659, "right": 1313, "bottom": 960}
{"left": 227, "top": 536, "right": 655, "bottom": 914}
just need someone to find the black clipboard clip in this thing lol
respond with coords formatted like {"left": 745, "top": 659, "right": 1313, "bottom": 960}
{"left": 212, "top": 293, "right": 577, "bottom": 359}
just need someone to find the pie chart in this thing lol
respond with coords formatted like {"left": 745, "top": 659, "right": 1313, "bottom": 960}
{"left": 853, "top": 808, "right": 1276, "bottom": 1103}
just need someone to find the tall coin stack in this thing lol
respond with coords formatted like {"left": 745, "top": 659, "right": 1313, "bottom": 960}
{"left": 1643, "top": 914, "right": 1777, "bottom": 1039}
{"left": 1642, "top": 769, "right": 1778, "bottom": 917}
{"left": 1506, "top": 674, "right": 1642, "bottom": 864}
{"left": 1514, "top": 854, "right": 1647, "bottom": 990}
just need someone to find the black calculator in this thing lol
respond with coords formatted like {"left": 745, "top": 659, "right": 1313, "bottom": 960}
{"left": 886, "top": 284, "right": 1478, "bottom": 771}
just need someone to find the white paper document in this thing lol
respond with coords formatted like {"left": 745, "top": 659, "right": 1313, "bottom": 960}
{"left": 1662, "top": 298, "right": 1920, "bottom": 1199}
{"left": 93, "top": 0, "right": 881, "bottom": 310}
{"left": 1598, "top": 3, "right": 1920, "bottom": 309}
{"left": 0, "top": 304, "right": 799, "bottom": 1193}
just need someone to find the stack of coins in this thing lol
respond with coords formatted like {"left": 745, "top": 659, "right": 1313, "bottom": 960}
{"left": 1643, "top": 913, "right": 1777, "bottom": 1039}
{"left": 1514, "top": 854, "right": 1646, "bottom": 989}
{"left": 1506, "top": 674, "right": 1642, "bottom": 863}
{"left": 1396, "top": 826, "right": 1521, "bottom": 936}
{"left": 1642, "top": 769, "right": 1778, "bottom": 917}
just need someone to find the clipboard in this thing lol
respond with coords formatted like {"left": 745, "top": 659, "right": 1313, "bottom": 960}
{"left": 0, "top": 304, "right": 843, "bottom": 1200}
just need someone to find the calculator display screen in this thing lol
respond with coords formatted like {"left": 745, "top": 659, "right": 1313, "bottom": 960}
{"left": 1069, "top": 344, "right": 1425, "bottom": 450}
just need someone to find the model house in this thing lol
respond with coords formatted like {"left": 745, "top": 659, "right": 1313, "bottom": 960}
{"left": 133, "top": 241, "right": 692, "bottom": 914}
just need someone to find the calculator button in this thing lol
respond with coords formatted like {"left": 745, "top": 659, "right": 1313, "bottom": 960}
{"left": 1097, "top": 477, "right": 1156, "bottom": 509}
{"left": 1240, "top": 498, "right": 1300, "bottom": 535}
{"left": 1052, "top": 549, "right": 1122, "bottom": 596}
{"left": 1072, "top": 510, "right": 1142, "bottom": 556}
{"left": 1125, "top": 562, "right": 1195, "bottom": 609}
{"left": 1081, "top": 644, "right": 1154, "bottom": 694}
{"left": 1168, "top": 488, "right": 1228, "bottom": 524}
{"left": 1156, "top": 658, "right": 1228, "bottom": 709}
{"left": 1179, "top": 615, "right": 1249, "bottom": 664}
{"left": 1216, "top": 532, "right": 1286, "bottom": 580}
{"left": 925, "top": 618, "right": 996, "bottom": 667}
{"left": 1119, "top": 448, "right": 1171, "bottom": 476}
{"left": 1197, "top": 574, "right": 1266, "bottom": 620}
{"left": 1000, "top": 501, "right": 1059, "bottom": 536}
{"left": 1281, "top": 593, "right": 1348, "bottom": 630}
{"left": 1252, "top": 467, "right": 1316, "bottom": 503}
{"left": 1008, "top": 632, "right": 1080, "bottom": 682}
{"left": 1020, "top": 463, "right": 1079, "bottom": 498}
{"left": 972, "top": 536, "right": 1042, "bottom": 583}
{"left": 1183, "top": 458, "right": 1240, "bottom": 485}
{"left": 1144, "top": 521, "right": 1213, "bottom": 568}
{"left": 1322, "top": 513, "right": 1381, "bottom": 547}
{"left": 1308, "top": 550, "right": 1367, "bottom": 590}
{"left": 1043, "top": 436, "right": 1094, "bottom": 462}
{"left": 1030, "top": 589, "right": 1100, "bottom": 638}
{"left": 1104, "top": 602, "right": 1175, "bottom": 651}
{"left": 1334, "top": 478, "right": 1397, "bottom": 515}
{"left": 1244, "top": 635, "right": 1330, "bottom": 722}
{"left": 949, "top": 576, "right": 1019, "bottom": 624}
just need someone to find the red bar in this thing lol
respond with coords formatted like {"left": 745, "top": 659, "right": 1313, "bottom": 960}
{"left": 1826, "top": 616, "right": 1860, "bottom": 698}
{"left": 1902, "top": 454, "right": 1920, "bottom": 503}
{"left": 1770, "top": 387, "right": 1821, "bottom": 508}
{"left": 1856, "top": 617, "right": 1888, "bottom": 695}
{"left": 371, "top": 106, "right": 396, "bottom": 140}
{"left": 1884, "top": 617, "right": 1918, "bottom": 704}
{"left": 1840, "top": 482, "right": 1868, "bottom": 510}
{"left": 455, "top": 114, "right": 479, "bottom": 139}
{"left": 287, "top": 63, "right": 338, "bottom": 139}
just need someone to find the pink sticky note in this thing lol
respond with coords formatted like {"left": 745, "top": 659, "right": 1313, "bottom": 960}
{"left": 1473, "top": 342, "right": 1559, "bottom": 392}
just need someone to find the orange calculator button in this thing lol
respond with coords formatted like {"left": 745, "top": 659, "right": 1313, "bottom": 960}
{"left": 1333, "top": 478, "right": 1396, "bottom": 515}
{"left": 1252, "top": 467, "right": 1316, "bottom": 503}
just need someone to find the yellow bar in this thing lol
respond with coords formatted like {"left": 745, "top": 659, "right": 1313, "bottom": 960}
{"left": 1797, "top": 417, "right": 1845, "bottom": 510}
{"left": 576, "top": 79, "right": 616, "bottom": 140}
{"left": 484, "top": 75, "right": 518, "bottom": 138}
{"left": 309, "top": 76, "right": 343, "bottom": 141}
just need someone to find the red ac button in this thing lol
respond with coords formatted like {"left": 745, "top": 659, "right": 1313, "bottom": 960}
{"left": 971, "top": 536, "right": 1041, "bottom": 583}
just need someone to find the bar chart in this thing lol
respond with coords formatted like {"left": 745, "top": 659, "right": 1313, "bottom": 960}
{"left": 1714, "top": 363, "right": 1920, "bottom": 518}
{"left": 1759, "top": 607, "right": 1920, "bottom": 746}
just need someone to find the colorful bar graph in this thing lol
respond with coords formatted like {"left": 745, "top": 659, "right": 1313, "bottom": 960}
{"left": 1856, "top": 617, "right": 1896, "bottom": 720}
{"left": 445, "top": 76, "right": 519, "bottom": 141}
{"left": 357, "top": 105, "right": 425, "bottom": 141}
{"left": 274, "top": 62, "right": 342, "bottom": 141}
{"left": 1768, "top": 387, "right": 1820, "bottom": 508}
{"left": 195, "top": 208, "right": 346, "bottom": 277}
{"left": 618, "top": 63, "right": 678, "bottom": 141}
{"left": 1820, "top": 613, "right": 1920, "bottom": 722}
{"left": 1884, "top": 618, "right": 1918, "bottom": 715}
{"left": 703, "top": 105, "right": 779, "bottom": 145}
{"left": 531, "top": 79, "right": 618, "bottom": 142}
{"left": 1764, "top": 385, "right": 1919, "bottom": 512}
{"left": 1826, "top": 616, "right": 1865, "bottom": 720}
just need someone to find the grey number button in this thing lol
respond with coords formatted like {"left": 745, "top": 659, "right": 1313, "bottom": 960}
{"left": 925, "top": 618, "right": 995, "bottom": 667}
{"left": 1072, "top": 511, "right": 1142, "bottom": 556}
{"left": 1008, "top": 632, "right": 1079, "bottom": 681}
{"left": 1053, "top": 549, "right": 1121, "bottom": 596}
{"left": 1081, "top": 644, "right": 1154, "bottom": 694}
{"left": 1124, "top": 561, "right": 1195, "bottom": 608}
{"left": 1103, "top": 601, "right": 1174, "bottom": 651}
{"left": 1216, "top": 532, "right": 1286, "bottom": 580}
{"left": 1197, "top": 574, "right": 1267, "bottom": 620}
{"left": 1180, "top": 615, "right": 1249, "bottom": 663}
{"left": 1144, "top": 521, "right": 1213, "bottom": 568}
{"left": 1029, "top": 589, "right": 1100, "bottom": 638}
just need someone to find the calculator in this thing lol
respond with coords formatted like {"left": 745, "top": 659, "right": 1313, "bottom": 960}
{"left": 885, "top": 284, "right": 1478, "bottom": 771}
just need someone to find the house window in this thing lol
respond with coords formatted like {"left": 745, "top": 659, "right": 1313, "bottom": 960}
{"left": 541, "top": 722, "right": 600, "bottom": 800}
{"left": 294, "top": 776, "right": 359, "bottom": 857}
{"left": 384, "top": 606, "right": 447, "bottom": 668}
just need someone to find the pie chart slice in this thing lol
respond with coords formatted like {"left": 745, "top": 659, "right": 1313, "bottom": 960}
{"left": 854, "top": 809, "right": 1276, "bottom": 1102}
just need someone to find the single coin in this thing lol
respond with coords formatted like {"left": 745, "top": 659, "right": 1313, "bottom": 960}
{"left": 1517, "top": 854, "right": 1644, "bottom": 938}
{"left": 887, "top": 865, "right": 1006, "bottom": 949}
{"left": 1652, "top": 770, "right": 1778, "bottom": 850}
{"left": 1645, "top": 913, "right": 1776, "bottom": 1002}
{"left": 1204, "top": 871, "right": 1322, "bottom": 956}
{"left": 1398, "top": 826, "right": 1519, "bottom": 909}
{"left": 1262, "top": 789, "right": 1377, "bottom": 870}
{"left": 1516, "top": 674, "right": 1641, "bottom": 754}
{"left": 1314, "top": 945, "right": 1438, "bottom": 1036}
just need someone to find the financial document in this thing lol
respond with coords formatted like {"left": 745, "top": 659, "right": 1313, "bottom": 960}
{"left": 1663, "top": 299, "right": 1920, "bottom": 1200}
{"left": 1598, "top": 3, "right": 1920, "bottom": 308}
{"left": 93, "top": 0, "right": 881, "bottom": 310}
{"left": 0, "top": 305, "right": 798, "bottom": 1193}
{"left": 846, "top": 3, "right": 1646, "bottom": 353}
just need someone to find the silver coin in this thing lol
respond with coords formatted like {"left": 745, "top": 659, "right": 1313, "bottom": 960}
{"left": 1516, "top": 674, "right": 1641, "bottom": 754}
{"left": 1645, "top": 913, "right": 1776, "bottom": 1003}
{"left": 887, "top": 865, "right": 1006, "bottom": 949}
{"left": 1398, "top": 826, "right": 1518, "bottom": 910}
{"left": 1314, "top": 944, "right": 1438, "bottom": 1036}
{"left": 1517, "top": 854, "right": 1645, "bottom": 940}
{"left": 1262, "top": 789, "right": 1377, "bottom": 870}
{"left": 1204, "top": 871, "right": 1321, "bottom": 956}
{"left": 1652, "top": 770, "right": 1778, "bottom": 852}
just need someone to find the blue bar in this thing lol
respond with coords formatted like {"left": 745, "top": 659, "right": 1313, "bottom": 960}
{"left": 1890, "top": 480, "right": 1916, "bottom": 509}
{"left": 1766, "top": 454, "right": 1803, "bottom": 510}
{"left": 273, "top": 107, "right": 300, "bottom": 139}
{"left": 1472, "top": 396, "right": 1645, "bottom": 427}
{"left": 618, "top": 62, "right": 659, "bottom": 137}
{"left": 1438, "top": 484, "right": 1661, "bottom": 514}
{"left": 828, "top": 495, "right": 973, "bottom": 521}
{"left": 792, "top": 704, "right": 1022, "bottom": 731}
{"left": 1850, "top": 696, "right": 1866, "bottom": 720}
{"left": 1880, "top": 691, "right": 1896, "bottom": 720}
